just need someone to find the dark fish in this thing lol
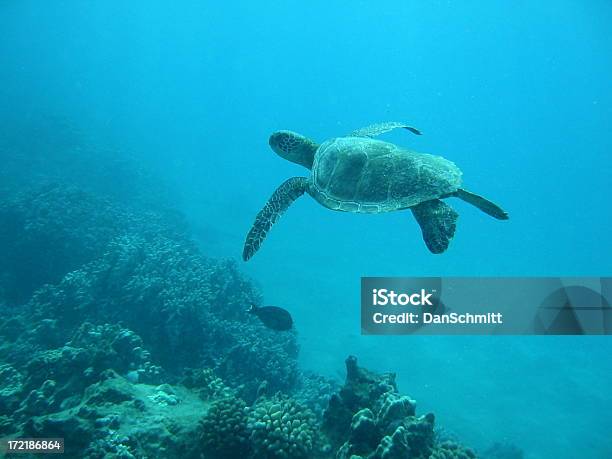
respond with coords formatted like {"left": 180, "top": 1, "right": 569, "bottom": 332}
{"left": 248, "top": 304, "right": 293, "bottom": 331}
{"left": 402, "top": 126, "right": 423, "bottom": 135}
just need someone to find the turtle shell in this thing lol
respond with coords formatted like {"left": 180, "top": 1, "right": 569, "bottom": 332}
{"left": 310, "top": 137, "right": 462, "bottom": 213}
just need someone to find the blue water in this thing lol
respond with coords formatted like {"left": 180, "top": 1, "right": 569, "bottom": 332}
{"left": 1, "top": 1, "right": 611, "bottom": 458}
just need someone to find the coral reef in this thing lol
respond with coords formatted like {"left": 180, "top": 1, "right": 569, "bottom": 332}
{"left": 0, "top": 180, "right": 303, "bottom": 457}
{"left": 0, "top": 186, "right": 298, "bottom": 396}
{"left": 200, "top": 395, "right": 250, "bottom": 458}
{"left": 181, "top": 367, "right": 234, "bottom": 399}
{"left": 24, "top": 229, "right": 296, "bottom": 394}
{"left": 0, "top": 363, "right": 23, "bottom": 416}
{"left": 249, "top": 394, "right": 317, "bottom": 459}
{"left": 22, "top": 372, "right": 205, "bottom": 458}
{"left": 0, "top": 185, "right": 186, "bottom": 304}
{"left": 323, "top": 355, "right": 397, "bottom": 448}
{"left": 0, "top": 321, "right": 164, "bottom": 435}
{"left": 293, "top": 370, "right": 339, "bottom": 420}
{"left": 432, "top": 441, "right": 480, "bottom": 459}
{"left": 0, "top": 142, "right": 486, "bottom": 458}
{"left": 198, "top": 389, "right": 319, "bottom": 459}
{"left": 324, "top": 356, "right": 477, "bottom": 459}
{"left": 1, "top": 322, "right": 482, "bottom": 459}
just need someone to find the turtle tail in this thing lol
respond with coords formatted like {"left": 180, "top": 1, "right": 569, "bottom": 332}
{"left": 243, "top": 177, "right": 309, "bottom": 261}
{"left": 454, "top": 189, "right": 509, "bottom": 220}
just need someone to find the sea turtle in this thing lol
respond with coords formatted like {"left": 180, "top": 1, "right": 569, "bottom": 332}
{"left": 243, "top": 122, "right": 508, "bottom": 261}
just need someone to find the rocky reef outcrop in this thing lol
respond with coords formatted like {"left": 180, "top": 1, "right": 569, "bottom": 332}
{"left": 0, "top": 183, "right": 301, "bottom": 457}
{"left": 23, "top": 372, "right": 206, "bottom": 458}
{"left": 0, "top": 185, "right": 299, "bottom": 400}
{"left": 323, "top": 356, "right": 477, "bottom": 459}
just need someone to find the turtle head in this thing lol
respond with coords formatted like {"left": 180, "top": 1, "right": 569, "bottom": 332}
{"left": 269, "top": 130, "right": 318, "bottom": 170}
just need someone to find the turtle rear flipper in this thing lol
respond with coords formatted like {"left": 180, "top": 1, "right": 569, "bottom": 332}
{"left": 349, "top": 121, "right": 422, "bottom": 138}
{"left": 454, "top": 188, "right": 509, "bottom": 220}
{"left": 243, "top": 177, "right": 309, "bottom": 261}
{"left": 411, "top": 200, "right": 458, "bottom": 254}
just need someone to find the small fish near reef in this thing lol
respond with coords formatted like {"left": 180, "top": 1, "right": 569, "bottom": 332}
{"left": 248, "top": 304, "right": 293, "bottom": 331}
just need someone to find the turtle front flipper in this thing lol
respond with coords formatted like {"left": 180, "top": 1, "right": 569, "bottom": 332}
{"left": 411, "top": 199, "right": 458, "bottom": 254}
{"left": 349, "top": 121, "right": 422, "bottom": 138}
{"left": 243, "top": 177, "right": 310, "bottom": 261}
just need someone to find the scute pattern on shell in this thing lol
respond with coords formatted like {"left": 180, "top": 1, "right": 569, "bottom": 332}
{"left": 311, "top": 137, "right": 462, "bottom": 213}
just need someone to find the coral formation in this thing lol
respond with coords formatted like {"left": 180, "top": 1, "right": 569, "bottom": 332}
{"left": 249, "top": 394, "right": 317, "bottom": 459}
{"left": 323, "top": 355, "right": 398, "bottom": 448}
{"left": 181, "top": 367, "right": 234, "bottom": 399}
{"left": 0, "top": 185, "right": 185, "bottom": 304}
{"left": 0, "top": 321, "right": 165, "bottom": 438}
{"left": 0, "top": 180, "right": 303, "bottom": 457}
{"left": 200, "top": 395, "right": 250, "bottom": 458}
{"left": 432, "top": 441, "right": 479, "bottom": 459}
{"left": 22, "top": 372, "right": 206, "bottom": 458}
{"left": 0, "top": 363, "right": 24, "bottom": 415}
{"left": 15, "top": 221, "right": 297, "bottom": 394}
{"left": 198, "top": 389, "right": 320, "bottom": 459}
{"left": 293, "top": 370, "right": 339, "bottom": 420}
{"left": 0, "top": 138, "right": 488, "bottom": 458}
{"left": 325, "top": 356, "right": 477, "bottom": 459}
{"left": 0, "top": 185, "right": 299, "bottom": 397}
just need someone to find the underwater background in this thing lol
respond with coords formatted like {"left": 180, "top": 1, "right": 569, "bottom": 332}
{"left": 1, "top": 1, "right": 611, "bottom": 458}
